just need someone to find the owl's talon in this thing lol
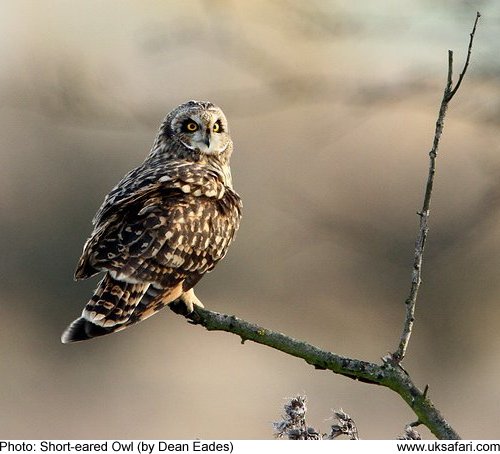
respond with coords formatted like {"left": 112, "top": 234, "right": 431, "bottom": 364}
{"left": 180, "top": 289, "right": 204, "bottom": 313}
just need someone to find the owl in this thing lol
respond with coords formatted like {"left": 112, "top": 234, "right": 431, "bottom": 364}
{"left": 61, "top": 100, "right": 242, "bottom": 343}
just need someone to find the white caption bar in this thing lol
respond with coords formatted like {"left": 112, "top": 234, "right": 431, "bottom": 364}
{"left": 1, "top": 440, "right": 499, "bottom": 454}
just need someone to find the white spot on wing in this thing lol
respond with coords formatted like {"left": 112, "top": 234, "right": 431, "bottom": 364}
{"left": 109, "top": 270, "right": 142, "bottom": 284}
{"left": 171, "top": 255, "right": 184, "bottom": 266}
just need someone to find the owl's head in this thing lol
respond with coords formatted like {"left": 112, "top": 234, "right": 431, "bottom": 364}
{"left": 163, "top": 100, "right": 232, "bottom": 159}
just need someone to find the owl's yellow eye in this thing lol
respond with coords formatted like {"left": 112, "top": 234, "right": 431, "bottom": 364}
{"left": 185, "top": 121, "right": 198, "bottom": 132}
{"left": 213, "top": 121, "right": 221, "bottom": 133}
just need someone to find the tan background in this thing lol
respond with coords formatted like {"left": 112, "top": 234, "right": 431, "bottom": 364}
{"left": 1, "top": 0, "right": 499, "bottom": 440}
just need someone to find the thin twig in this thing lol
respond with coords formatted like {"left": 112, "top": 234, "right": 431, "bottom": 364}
{"left": 391, "top": 12, "right": 480, "bottom": 363}
{"left": 449, "top": 12, "right": 481, "bottom": 100}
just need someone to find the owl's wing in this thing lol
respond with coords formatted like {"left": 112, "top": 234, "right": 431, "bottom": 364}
{"left": 91, "top": 162, "right": 224, "bottom": 226}
{"left": 67, "top": 166, "right": 241, "bottom": 342}
{"left": 75, "top": 172, "right": 241, "bottom": 286}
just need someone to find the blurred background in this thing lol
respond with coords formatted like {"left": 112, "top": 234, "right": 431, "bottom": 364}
{"left": 1, "top": 0, "right": 499, "bottom": 440}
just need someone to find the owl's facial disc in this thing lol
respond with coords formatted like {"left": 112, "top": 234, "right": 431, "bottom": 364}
{"left": 174, "top": 110, "right": 229, "bottom": 156}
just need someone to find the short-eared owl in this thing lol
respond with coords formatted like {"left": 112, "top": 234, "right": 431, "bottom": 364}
{"left": 61, "top": 100, "right": 242, "bottom": 343}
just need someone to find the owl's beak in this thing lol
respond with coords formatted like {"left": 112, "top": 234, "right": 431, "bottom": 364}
{"left": 196, "top": 132, "right": 211, "bottom": 154}
{"left": 195, "top": 132, "right": 212, "bottom": 155}
{"left": 203, "top": 131, "right": 211, "bottom": 148}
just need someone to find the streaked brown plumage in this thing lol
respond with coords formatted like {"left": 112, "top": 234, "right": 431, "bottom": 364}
{"left": 61, "top": 100, "right": 242, "bottom": 343}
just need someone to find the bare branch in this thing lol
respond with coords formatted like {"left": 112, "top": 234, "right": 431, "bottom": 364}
{"left": 168, "top": 12, "right": 482, "bottom": 440}
{"left": 170, "top": 304, "right": 461, "bottom": 439}
{"left": 449, "top": 12, "right": 481, "bottom": 100}
{"left": 391, "top": 12, "right": 481, "bottom": 364}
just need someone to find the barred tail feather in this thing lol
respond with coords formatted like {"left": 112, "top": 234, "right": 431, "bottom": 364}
{"left": 61, "top": 317, "right": 123, "bottom": 343}
{"left": 61, "top": 273, "right": 148, "bottom": 343}
{"left": 82, "top": 274, "right": 148, "bottom": 327}
{"left": 61, "top": 278, "right": 185, "bottom": 343}
{"left": 123, "top": 281, "right": 185, "bottom": 327}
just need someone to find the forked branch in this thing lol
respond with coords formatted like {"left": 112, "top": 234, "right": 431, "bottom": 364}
{"left": 172, "top": 12, "right": 481, "bottom": 440}
{"left": 391, "top": 11, "right": 481, "bottom": 363}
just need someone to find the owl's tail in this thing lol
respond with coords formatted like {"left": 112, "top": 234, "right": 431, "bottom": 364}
{"left": 61, "top": 273, "right": 150, "bottom": 343}
{"left": 61, "top": 274, "right": 190, "bottom": 343}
